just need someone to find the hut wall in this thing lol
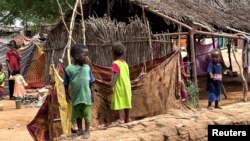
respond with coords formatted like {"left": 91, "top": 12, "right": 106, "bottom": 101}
{"left": 44, "top": 17, "right": 173, "bottom": 83}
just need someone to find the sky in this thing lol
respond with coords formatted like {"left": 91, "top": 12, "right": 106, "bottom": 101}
{"left": 14, "top": 19, "right": 23, "bottom": 28}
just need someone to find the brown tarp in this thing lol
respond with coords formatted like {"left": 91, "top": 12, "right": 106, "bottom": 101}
{"left": 91, "top": 52, "right": 181, "bottom": 123}
{"left": 27, "top": 52, "right": 181, "bottom": 140}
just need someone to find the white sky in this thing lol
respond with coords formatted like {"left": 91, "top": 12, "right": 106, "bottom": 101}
{"left": 14, "top": 19, "right": 23, "bottom": 28}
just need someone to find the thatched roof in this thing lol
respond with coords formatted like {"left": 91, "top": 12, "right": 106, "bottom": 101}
{"left": 53, "top": 0, "right": 250, "bottom": 34}
{"left": 131, "top": 0, "right": 250, "bottom": 32}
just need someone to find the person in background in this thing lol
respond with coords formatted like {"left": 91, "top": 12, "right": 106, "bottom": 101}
{"left": 180, "top": 55, "right": 190, "bottom": 102}
{"left": 207, "top": 48, "right": 223, "bottom": 110}
{"left": 0, "top": 63, "right": 6, "bottom": 100}
{"left": 64, "top": 44, "right": 95, "bottom": 139}
{"left": 6, "top": 40, "right": 21, "bottom": 100}
{"left": 110, "top": 42, "right": 132, "bottom": 125}
{"left": 9, "top": 69, "right": 28, "bottom": 99}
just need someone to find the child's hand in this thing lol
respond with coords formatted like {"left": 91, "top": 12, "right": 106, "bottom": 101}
{"left": 210, "top": 74, "right": 214, "bottom": 80}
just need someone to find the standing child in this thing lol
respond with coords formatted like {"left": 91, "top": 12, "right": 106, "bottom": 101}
{"left": 6, "top": 40, "right": 21, "bottom": 100}
{"left": 10, "top": 70, "right": 28, "bottom": 99}
{"left": 207, "top": 48, "right": 223, "bottom": 110}
{"left": 64, "top": 44, "right": 95, "bottom": 139}
{"left": 110, "top": 42, "right": 132, "bottom": 124}
{"left": 0, "top": 63, "right": 6, "bottom": 100}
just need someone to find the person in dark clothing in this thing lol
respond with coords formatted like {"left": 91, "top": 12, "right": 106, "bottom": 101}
{"left": 6, "top": 40, "right": 21, "bottom": 100}
{"left": 207, "top": 48, "right": 223, "bottom": 110}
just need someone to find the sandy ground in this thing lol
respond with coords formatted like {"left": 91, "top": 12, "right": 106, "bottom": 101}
{"left": 0, "top": 99, "right": 38, "bottom": 141}
{"left": 0, "top": 48, "right": 249, "bottom": 141}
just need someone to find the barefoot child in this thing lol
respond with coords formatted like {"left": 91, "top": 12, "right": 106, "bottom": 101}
{"left": 64, "top": 44, "right": 95, "bottom": 139}
{"left": 207, "top": 48, "right": 223, "bottom": 110}
{"left": 110, "top": 42, "right": 132, "bottom": 124}
{"left": 0, "top": 64, "right": 6, "bottom": 100}
{"left": 10, "top": 70, "right": 28, "bottom": 99}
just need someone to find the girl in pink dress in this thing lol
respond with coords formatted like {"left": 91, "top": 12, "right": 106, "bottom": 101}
{"left": 10, "top": 70, "right": 28, "bottom": 98}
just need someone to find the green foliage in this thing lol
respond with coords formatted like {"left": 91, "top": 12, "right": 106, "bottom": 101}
{"left": 0, "top": 0, "right": 75, "bottom": 28}
{"left": 186, "top": 80, "right": 199, "bottom": 108}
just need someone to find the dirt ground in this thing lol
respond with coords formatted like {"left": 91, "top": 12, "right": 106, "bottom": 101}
{"left": 0, "top": 49, "right": 249, "bottom": 141}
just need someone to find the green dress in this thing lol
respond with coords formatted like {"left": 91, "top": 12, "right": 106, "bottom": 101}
{"left": 111, "top": 60, "right": 132, "bottom": 110}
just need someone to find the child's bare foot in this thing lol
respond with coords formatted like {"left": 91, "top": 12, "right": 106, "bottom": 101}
{"left": 76, "top": 130, "right": 84, "bottom": 136}
{"left": 110, "top": 119, "right": 124, "bottom": 127}
{"left": 207, "top": 106, "right": 213, "bottom": 110}
{"left": 83, "top": 131, "right": 90, "bottom": 139}
{"left": 215, "top": 106, "right": 222, "bottom": 109}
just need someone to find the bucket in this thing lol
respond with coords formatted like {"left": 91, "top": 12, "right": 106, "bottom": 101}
{"left": 15, "top": 100, "right": 22, "bottom": 109}
{"left": 0, "top": 103, "right": 3, "bottom": 111}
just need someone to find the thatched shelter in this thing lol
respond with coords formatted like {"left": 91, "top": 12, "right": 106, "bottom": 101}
{"left": 45, "top": 0, "right": 250, "bottom": 78}
{"left": 44, "top": 0, "right": 250, "bottom": 123}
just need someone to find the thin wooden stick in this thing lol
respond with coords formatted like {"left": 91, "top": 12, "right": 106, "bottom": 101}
{"left": 61, "top": 0, "right": 80, "bottom": 64}
{"left": 221, "top": 84, "right": 228, "bottom": 99}
{"left": 79, "top": 0, "right": 86, "bottom": 45}
{"left": 193, "top": 22, "right": 214, "bottom": 32}
{"left": 65, "top": 0, "right": 81, "bottom": 15}
{"left": 147, "top": 21, "right": 153, "bottom": 60}
{"left": 232, "top": 42, "right": 248, "bottom": 101}
{"left": 226, "top": 26, "right": 250, "bottom": 36}
{"left": 56, "top": 0, "right": 76, "bottom": 44}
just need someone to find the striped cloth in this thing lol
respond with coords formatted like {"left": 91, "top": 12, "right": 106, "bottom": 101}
{"left": 0, "top": 44, "right": 36, "bottom": 94}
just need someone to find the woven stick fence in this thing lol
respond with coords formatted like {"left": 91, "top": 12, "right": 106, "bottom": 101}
{"left": 44, "top": 17, "right": 172, "bottom": 83}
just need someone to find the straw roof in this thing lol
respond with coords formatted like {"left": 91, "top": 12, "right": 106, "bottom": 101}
{"left": 131, "top": 0, "right": 250, "bottom": 32}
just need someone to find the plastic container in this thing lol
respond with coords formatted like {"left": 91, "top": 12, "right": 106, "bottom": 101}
{"left": 15, "top": 100, "right": 22, "bottom": 109}
{"left": 0, "top": 103, "right": 3, "bottom": 111}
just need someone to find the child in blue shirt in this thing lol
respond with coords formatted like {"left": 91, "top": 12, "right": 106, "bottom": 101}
{"left": 207, "top": 48, "right": 223, "bottom": 110}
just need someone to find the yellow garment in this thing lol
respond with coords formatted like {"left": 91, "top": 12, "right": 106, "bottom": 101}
{"left": 0, "top": 72, "right": 6, "bottom": 87}
{"left": 51, "top": 65, "right": 72, "bottom": 135}
{"left": 111, "top": 60, "right": 132, "bottom": 110}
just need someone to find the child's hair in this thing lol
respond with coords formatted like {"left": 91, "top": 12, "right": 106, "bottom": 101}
{"left": 12, "top": 69, "right": 20, "bottom": 75}
{"left": 70, "top": 43, "right": 88, "bottom": 58}
{"left": 112, "top": 42, "right": 126, "bottom": 57}
{"left": 211, "top": 48, "right": 221, "bottom": 57}
{"left": 8, "top": 40, "right": 17, "bottom": 49}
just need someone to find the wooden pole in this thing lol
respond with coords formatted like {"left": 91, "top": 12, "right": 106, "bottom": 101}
{"left": 195, "top": 30, "right": 243, "bottom": 39}
{"left": 227, "top": 39, "right": 232, "bottom": 71}
{"left": 189, "top": 31, "right": 198, "bottom": 105}
{"left": 107, "top": 0, "right": 110, "bottom": 17}
{"left": 232, "top": 41, "right": 248, "bottom": 102}
{"left": 226, "top": 26, "right": 250, "bottom": 36}
{"left": 79, "top": 0, "right": 86, "bottom": 45}
{"left": 61, "top": 0, "right": 80, "bottom": 65}
{"left": 147, "top": 21, "right": 153, "bottom": 60}
{"left": 153, "top": 32, "right": 189, "bottom": 36}
{"left": 241, "top": 40, "right": 249, "bottom": 102}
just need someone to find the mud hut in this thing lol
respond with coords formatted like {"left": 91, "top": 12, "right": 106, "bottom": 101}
{"left": 44, "top": 0, "right": 250, "bottom": 123}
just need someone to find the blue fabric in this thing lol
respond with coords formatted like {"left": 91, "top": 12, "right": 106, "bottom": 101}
{"left": 63, "top": 72, "right": 70, "bottom": 86}
{"left": 207, "top": 62, "right": 222, "bottom": 93}
{"left": 208, "top": 92, "right": 220, "bottom": 102}
{"left": 90, "top": 71, "right": 95, "bottom": 83}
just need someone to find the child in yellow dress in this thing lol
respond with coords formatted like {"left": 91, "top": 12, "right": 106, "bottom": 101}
{"left": 10, "top": 70, "right": 28, "bottom": 99}
{"left": 110, "top": 42, "right": 132, "bottom": 124}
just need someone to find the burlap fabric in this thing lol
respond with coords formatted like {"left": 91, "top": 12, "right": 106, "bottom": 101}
{"left": 91, "top": 52, "right": 181, "bottom": 123}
